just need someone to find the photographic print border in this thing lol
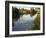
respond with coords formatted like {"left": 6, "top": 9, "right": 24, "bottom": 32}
{"left": 5, "top": 1, "right": 45, "bottom": 37}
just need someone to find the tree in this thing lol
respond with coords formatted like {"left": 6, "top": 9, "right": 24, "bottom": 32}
{"left": 12, "top": 7, "right": 20, "bottom": 20}
{"left": 30, "top": 8, "right": 37, "bottom": 16}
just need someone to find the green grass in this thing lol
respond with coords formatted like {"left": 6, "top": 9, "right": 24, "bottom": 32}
{"left": 28, "top": 13, "right": 40, "bottom": 30}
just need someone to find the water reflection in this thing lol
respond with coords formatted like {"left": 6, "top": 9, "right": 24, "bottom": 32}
{"left": 12, "top": 14, "right": 37, "bottom": 31}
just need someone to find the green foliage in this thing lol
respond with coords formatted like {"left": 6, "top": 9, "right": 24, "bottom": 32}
{"left": 29, "top": 13, "right": 40, "bottom": 30}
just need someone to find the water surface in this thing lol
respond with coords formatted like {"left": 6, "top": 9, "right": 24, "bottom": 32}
{"left": 12, "top": 14, "right": 36, "bottom": 31}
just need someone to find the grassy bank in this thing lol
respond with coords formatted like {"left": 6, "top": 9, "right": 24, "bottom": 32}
{"left": 28, "top": 13, "right": 40, "bottom": 30}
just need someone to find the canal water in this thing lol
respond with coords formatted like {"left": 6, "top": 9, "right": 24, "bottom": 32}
{"left": 12, "top": 14, "right": 37, "bottom": 31}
